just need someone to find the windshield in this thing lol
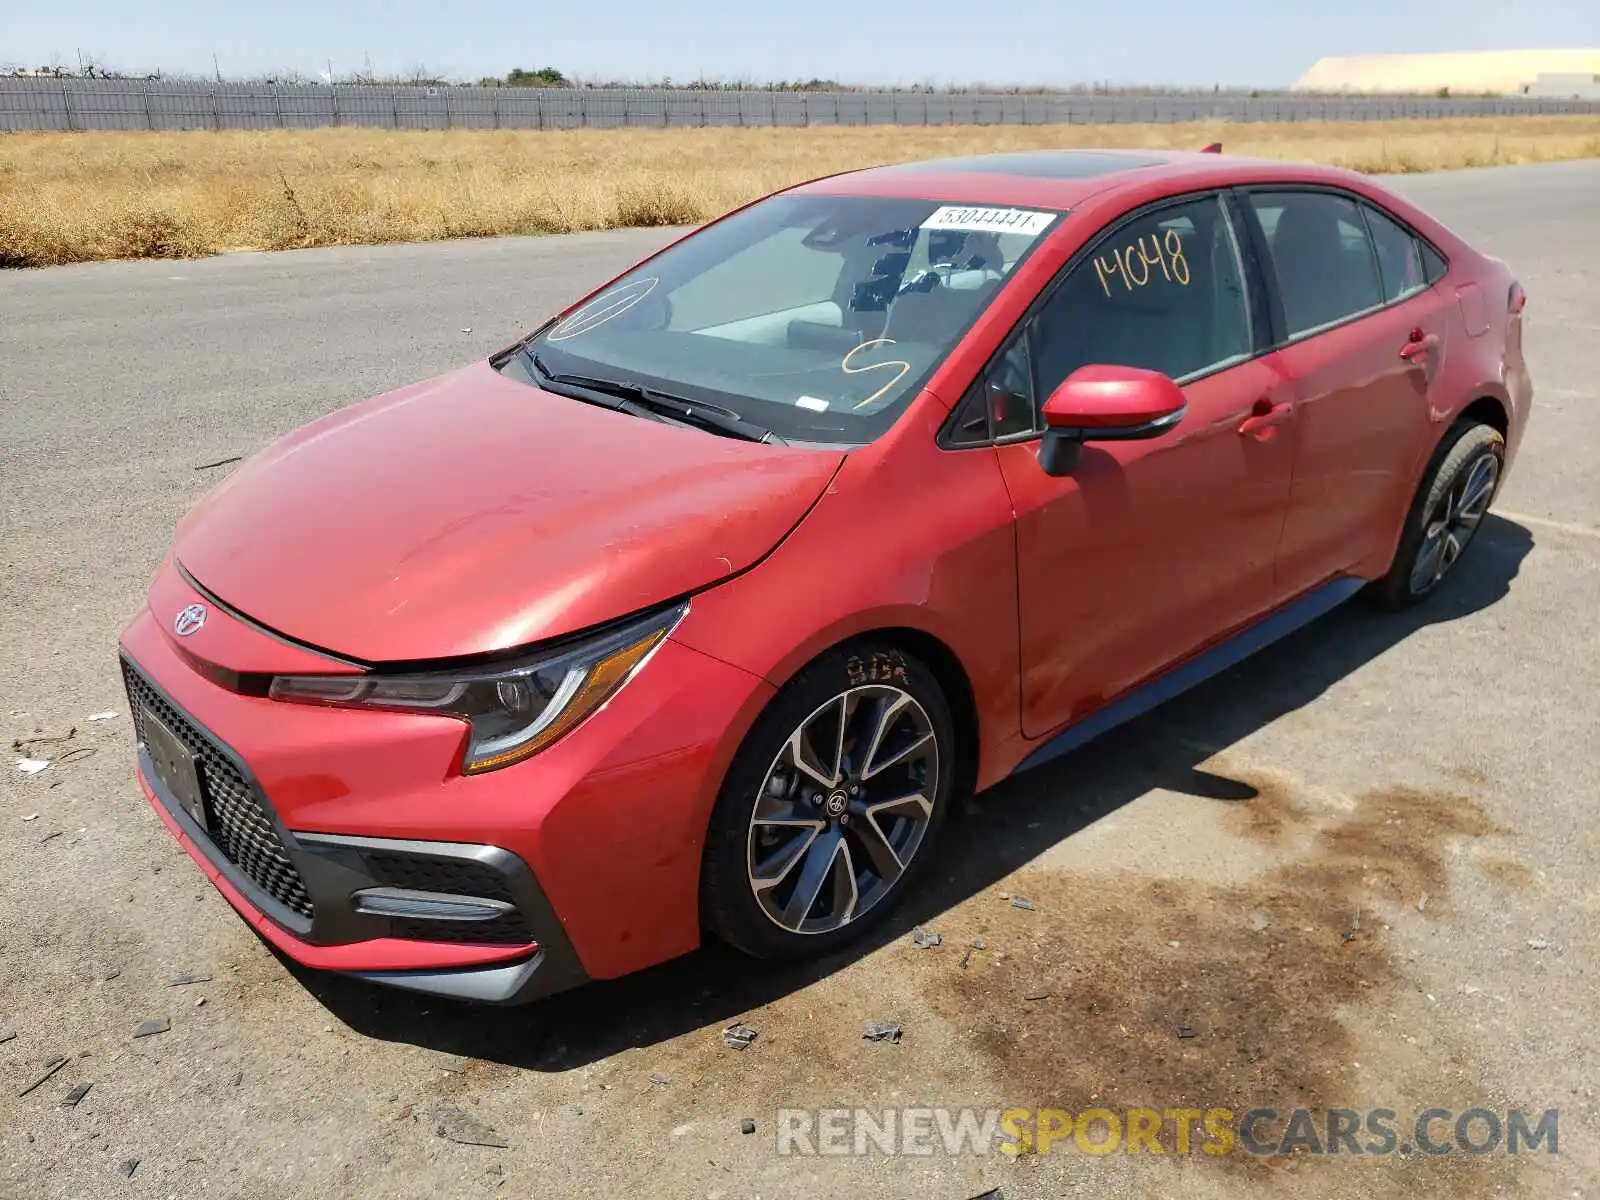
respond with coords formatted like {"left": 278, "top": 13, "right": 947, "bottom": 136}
{"left": 507, "top": 193, "right": 1060, "bottom": 444}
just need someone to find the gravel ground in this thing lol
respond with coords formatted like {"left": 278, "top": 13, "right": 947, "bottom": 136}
{"left": 1, "top": 160, "right": 1597, "bottom": 1200}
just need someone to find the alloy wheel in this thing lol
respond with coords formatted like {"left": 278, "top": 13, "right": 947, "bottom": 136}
{"left": 1409, "top": 450, "right": 1498, "bottom": 596}
{"left": 747, "top": 685, "right": 940, "bottom": 935}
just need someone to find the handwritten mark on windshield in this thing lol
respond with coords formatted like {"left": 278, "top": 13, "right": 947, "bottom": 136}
{"left": 548, "top": 277, "right": 660, "bottom": 341}
{"left": 843, "top": 339, "right": 913, "bottom": 411}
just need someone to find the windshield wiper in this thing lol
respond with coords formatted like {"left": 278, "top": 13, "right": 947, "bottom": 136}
{"left": 524, "top": 351, "right": 658, "bottom": 422}
{"left": 526, "top": 350, "right": 782, "bottom": 445}
{"left": 631, "top": 388, "right": 784, "bottom": 445}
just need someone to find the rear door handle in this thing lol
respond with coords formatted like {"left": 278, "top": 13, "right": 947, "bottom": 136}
{"left": 1239, "top": 399, "right": 1293, "bottom": 437}
{"left": 1400, "top": 331, "right": 1439, "bottom": 361}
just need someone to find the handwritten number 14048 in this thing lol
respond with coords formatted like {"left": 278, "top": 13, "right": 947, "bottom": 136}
{"left": 1094, "top": 228, "right": 1191, "bottom": 296}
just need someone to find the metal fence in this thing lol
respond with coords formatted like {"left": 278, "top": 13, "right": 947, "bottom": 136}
{"left": 4, "top": 77, "right": 1598, "bottom": 133}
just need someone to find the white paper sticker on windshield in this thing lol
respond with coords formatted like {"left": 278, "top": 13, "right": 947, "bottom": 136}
{"left": 921, "top": 206, "right": 1056, "bottom": 238}
{"left": 795, "top": 395, "right": 830, "bottom": 412}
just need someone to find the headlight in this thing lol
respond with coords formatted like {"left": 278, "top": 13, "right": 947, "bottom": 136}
{"left": 269, "top": 603, "right": 685, "bottom": 774}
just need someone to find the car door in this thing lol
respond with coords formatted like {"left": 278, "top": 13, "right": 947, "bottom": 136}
{"left": 1242, "top": 189, "right": 1451, "bottom": 596}
{"left": 975, "top": 193, "right": 1296, "bottom": 739}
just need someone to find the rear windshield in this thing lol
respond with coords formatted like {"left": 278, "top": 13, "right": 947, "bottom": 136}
{"left": 512, "top": 193, "right": 1060, "bottom": 444}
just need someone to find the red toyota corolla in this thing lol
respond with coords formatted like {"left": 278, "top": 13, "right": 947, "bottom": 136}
{"left": 120, "top": 149, "right": 1530, "bottom": 1003}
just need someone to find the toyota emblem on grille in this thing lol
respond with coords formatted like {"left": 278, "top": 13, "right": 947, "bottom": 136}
{"left": 173, "top": 603, "right": 207, "bottom": 637}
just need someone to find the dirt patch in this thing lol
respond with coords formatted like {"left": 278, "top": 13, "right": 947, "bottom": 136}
{"left": 1315, "top": 786, "right": 1502, "bottom": 915}
{"left": 1476, "top": 856, "right": 1536, "bottom": 889}
{"left": 918, "top": 778, "right": 1513, "bottom": 1189}
{"left": 1217, "top": 765, "right": 1312, "bottom": 843}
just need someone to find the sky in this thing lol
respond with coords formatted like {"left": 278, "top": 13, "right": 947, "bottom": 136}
{"left": 4, "top": 0, "right": 1598, "bottom": 88}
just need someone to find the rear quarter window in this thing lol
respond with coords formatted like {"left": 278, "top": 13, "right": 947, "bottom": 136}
{"left": 1421, "top": 241, "right": 1448, "bottom": 284}
{"left": 1363, "top": 204, "right": 1431, "bottom": 302}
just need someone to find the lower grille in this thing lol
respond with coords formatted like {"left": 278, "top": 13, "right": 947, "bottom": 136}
{"left": 363, "top": 852, "right": 534, "bottom": 945}
{"left": 123, "top": 661, "right": 315, "bottom": 921}
{"left": 388, "top": 916, "right": 534, "bottom": 944}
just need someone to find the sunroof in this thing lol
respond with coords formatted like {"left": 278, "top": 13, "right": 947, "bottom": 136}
{"left": 882, "top": 151, "right": 1165, "bottom": 179}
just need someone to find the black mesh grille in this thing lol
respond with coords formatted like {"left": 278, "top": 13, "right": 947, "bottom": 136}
{"left": 123, "top": 661, "right": 314, "bottom": 921}
{"left": 363, "top": 852, "right": 533, "bottom": 945}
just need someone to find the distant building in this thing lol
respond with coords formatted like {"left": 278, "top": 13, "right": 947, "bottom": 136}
{"left": 1526, "top": 72, "right": 1600, "bottom": 99}
{"left": 1292, "top": 49, "right": 1600, "bottom": 96}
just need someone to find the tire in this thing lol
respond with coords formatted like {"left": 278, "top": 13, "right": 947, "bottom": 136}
{"left": 700, "top": 641, "right": 956, "bottom": 960}
{"left": 1372, "top": 420, "right": 1505, "bottom": 609}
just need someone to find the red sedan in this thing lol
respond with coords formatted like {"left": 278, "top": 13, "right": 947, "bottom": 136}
{"left": 120, "top": 149, "right": 1530, "bottom": 1003}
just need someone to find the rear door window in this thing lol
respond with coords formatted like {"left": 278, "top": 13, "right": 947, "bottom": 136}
{"left": 1248, "top": 192, "right": 1384, "bottom": 339}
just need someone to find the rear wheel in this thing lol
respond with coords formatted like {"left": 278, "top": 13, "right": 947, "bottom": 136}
{"left": 701, "top": 642, "right": 955, "bottom": 960}
{"left": 1374, "top": 420, "right": 1504, "bottom": 608}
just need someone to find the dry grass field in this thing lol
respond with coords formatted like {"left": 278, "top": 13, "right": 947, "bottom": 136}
{"left": 3, "top": 116, "right": 1599, "bottom": 267}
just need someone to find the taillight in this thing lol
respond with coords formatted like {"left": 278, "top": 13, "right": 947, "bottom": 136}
{"left": 1508, "top": 281, "right": 1527, "bottom": 314}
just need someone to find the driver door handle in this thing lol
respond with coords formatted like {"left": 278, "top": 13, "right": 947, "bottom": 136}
{"left": 1239, "top": 398, "right": 1293, "bottom": 437}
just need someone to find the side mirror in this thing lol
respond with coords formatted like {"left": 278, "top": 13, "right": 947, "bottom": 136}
{"left": 1037, "top": 365, "right": 1187, "bottom": 476}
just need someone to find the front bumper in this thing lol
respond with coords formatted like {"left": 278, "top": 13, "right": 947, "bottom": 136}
{"left": 120, "top": 571, "right": 775, "bottom": 1003}
{"left": 129, "top": 658, "right": 588, "bottom": 1003}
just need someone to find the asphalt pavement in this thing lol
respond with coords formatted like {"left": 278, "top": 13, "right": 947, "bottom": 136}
{"left": 1, "top": 159, "right": 1597, "bottom": 1200}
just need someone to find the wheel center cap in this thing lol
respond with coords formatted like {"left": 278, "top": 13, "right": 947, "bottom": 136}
{"left": 824, "top": 789, "right": 849, "bottom": 818}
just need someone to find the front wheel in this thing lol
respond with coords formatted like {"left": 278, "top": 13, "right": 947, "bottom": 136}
{"left": 700, "top": 642, "right": 955, "bottom": 960}
{"left": 1374, "top": 420, "right": 1504, "bottom": 608}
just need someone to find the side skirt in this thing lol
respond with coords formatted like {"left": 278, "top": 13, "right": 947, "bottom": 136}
{"left": 1014, "top": 577, "right": 1366, "bottom": 775}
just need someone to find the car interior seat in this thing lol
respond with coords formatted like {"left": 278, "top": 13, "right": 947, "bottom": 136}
{"left": 1266, "top": 198, "right": 1377, "bottom": 333}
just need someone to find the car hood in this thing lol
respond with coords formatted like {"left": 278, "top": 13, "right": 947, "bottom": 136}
{"left": 173, "top": 361, "right": 844, "bottom": 663}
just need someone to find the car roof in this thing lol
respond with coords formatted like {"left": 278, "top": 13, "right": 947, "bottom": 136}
{"left": 791, "top": 148, "right": 1372, "bottom": 210}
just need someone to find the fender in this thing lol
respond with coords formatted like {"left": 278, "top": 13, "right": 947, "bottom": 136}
{"left": 671, "top": 397, "right": 1023, "bottom": 789}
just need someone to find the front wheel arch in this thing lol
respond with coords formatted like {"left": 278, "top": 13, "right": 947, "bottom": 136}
{"left": 847, "top": 627, "right": 980, "bottom": 800}
{"left": 750, "top": 623, "right": 983, "bottom": 800}
{"left": 697, "top": 635, "right": 963, "bottom": 958}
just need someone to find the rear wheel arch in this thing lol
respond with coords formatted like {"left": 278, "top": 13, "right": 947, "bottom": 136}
{"left": 1394, "top": 393, "right": 1508, "bottom": 533}
{"left": 1373, "top": 416, "right": 1504, "bottom": 608}
{"left": 1459, "top": 394, "right": 1509, "bottom": 439}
